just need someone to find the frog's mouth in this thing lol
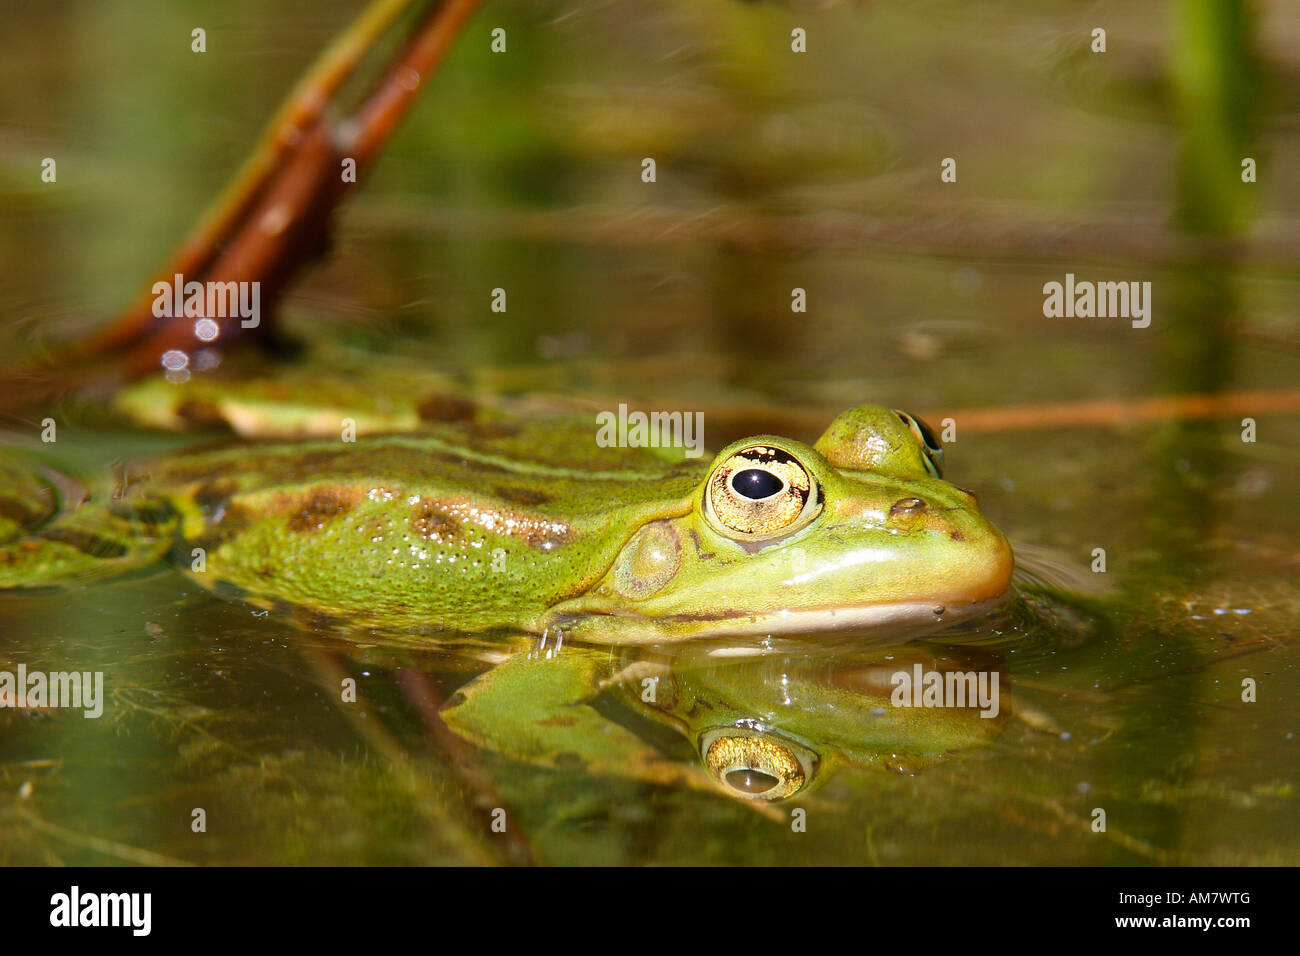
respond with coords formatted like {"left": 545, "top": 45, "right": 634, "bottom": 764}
{"left": 546, "top": 592, "right": 1011, "bottom": 649}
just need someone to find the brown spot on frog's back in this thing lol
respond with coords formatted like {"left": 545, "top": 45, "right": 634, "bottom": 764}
{"left": 411, "top": 500, "right": 462, "bottom": 542}
{"left": 415, "top": 495, "right": 572, "bottom": 550}
{"left": 282, "top": 487, "right": 364, "bottom": 533}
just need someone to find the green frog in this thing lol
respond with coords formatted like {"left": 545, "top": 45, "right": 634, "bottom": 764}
{"left": 0, "top": 403, "right": 1013, "bottom": 647}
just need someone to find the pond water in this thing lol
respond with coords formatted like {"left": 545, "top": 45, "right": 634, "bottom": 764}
{"left": 0, "top": 0, "right": 1296, "bottom": 864}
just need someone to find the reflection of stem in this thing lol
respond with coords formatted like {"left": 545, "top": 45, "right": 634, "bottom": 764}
{"left": 943, "top": 769, "right": 1168, "bottom": 863}
{"left": 298, "top": 647, "right": 521, "bottom": 865}
{"left": 1025, "top": 794, "right": 1169, "bottom": 863}
{"left": 393, "top": 667, "right": 536, "bottom": 865}
{"left": 15, "top": 804, "right": 193, "bottom": 866}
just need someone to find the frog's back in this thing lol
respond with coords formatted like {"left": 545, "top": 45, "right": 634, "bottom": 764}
{"left": 128, "top": 416, "right": 706, "bottom": 632}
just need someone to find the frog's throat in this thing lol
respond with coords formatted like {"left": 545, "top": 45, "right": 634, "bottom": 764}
{"left": 544, "top": 593, "right": 1011, "bottom": 646}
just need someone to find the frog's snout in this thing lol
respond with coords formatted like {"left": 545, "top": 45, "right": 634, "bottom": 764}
{"left": 950, "top": 517, "right": 1015, "bottom": 605}
{"left": 979, "top": 527, "right": 1016, "bottom": 600}
{"left": 881, "top": 494, "right": 1015, "bottom": 604}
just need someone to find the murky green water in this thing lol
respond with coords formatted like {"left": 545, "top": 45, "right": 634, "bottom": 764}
{"left": 1, "top": 0, "right": 1297, "bottom": 864}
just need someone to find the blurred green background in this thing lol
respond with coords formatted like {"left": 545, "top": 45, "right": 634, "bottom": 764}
{"left": 0, "top": 0, "right": 1296, "bottom": 865}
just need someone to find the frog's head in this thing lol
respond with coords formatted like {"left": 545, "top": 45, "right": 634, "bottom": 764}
{"left": 547, "top": 405, "right": 1014, "bottom": 646}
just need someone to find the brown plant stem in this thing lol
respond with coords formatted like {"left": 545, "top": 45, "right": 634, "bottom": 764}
{"left": 3, "top": 0, "right": 484, "bottom": 411}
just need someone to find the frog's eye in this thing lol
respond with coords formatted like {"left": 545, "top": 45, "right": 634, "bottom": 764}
{"left": 893, "top": 410, "right": 945, "bottom": 478}
{"left": 705, "top": 445, "right": 816, "bottom": 538}
{"left": 700, "top": 728, "right": 816, "bottom": 801}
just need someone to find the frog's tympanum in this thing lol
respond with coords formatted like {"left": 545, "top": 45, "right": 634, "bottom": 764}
{"left": 441, "top": 642, "right": 1012, "bottom": 801}
{"left": 0, "top": 405, "right": 1012, "bottom": 646}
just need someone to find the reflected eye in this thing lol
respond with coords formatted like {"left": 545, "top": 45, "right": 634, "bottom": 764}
{"left": 893, "top": 410, "right": 945, "bottom": 478}
{"left": 700, "top": 728, "right": 815, "bottom": 801}
{"left": 706, "top": 446, "right": 815, "bottom": 537}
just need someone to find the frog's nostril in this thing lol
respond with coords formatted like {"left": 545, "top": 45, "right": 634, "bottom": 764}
{"left": 889, "top": 497, "right": 928, "bottom": 517}
{"left": 725, "top": 768, "right": 780, "bottom": 794}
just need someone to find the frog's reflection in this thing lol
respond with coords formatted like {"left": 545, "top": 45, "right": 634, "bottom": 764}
{"left": 440, "top": 638, "right": 1011, "bottom": 802}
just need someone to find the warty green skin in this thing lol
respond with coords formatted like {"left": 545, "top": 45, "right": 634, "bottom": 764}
{"left": 0, "top": 405, "right": 1014, "bottom": 646}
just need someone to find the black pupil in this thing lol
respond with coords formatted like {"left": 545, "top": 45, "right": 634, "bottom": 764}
{"left": 732, "top": 468, "right": 784, "bottom": 500}
{"left": 725, "top": 768, "right": 780, "bottom": 794}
